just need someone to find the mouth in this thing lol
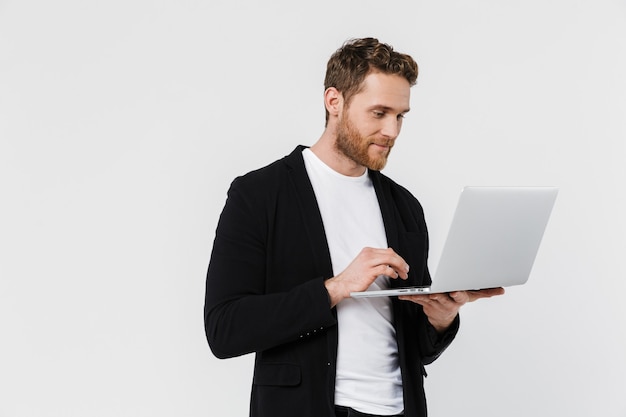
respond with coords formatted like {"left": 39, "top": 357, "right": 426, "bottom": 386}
{"left": 370, "top": 141, "right": 394, "bottom": 152}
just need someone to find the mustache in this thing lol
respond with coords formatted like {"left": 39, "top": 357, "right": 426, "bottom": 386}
{"left": 370, "top": 138, "right": 395, "bottom": 147}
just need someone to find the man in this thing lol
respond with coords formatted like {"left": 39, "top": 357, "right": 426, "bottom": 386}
{"left": 204, "top": 37, "right": 503, "bottom": 417}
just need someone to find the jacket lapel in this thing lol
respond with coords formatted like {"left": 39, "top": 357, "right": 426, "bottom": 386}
{"left": 370, "top": 170, "right": 400, "bottom": 253}
{"left": 283, "top": 146, "right": 334, "bottom": 280}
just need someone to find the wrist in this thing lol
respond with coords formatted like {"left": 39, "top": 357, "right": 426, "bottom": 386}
{"left": 429, "top": 314, "right": 457, "bottom": 334}
{"left": 324, "top": 277, "right": 346, "bottom": 308}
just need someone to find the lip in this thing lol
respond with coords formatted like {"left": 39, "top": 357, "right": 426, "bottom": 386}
{"left": 371, "top": 142, "right": 393, "bottom": 150}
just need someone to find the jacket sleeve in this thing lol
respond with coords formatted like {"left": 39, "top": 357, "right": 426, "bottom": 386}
{"left": 419, "top": 312, "right": 460, "bottom": 365}
{"left": 204, "top": 177, "right": 337, "bottom": 359}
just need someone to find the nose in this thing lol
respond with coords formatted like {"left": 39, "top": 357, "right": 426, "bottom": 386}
{"left": 381, "top": 116, "right": 401, "bottom": 139}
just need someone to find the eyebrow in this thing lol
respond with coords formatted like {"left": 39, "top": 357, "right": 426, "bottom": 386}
{"left": 370, "top": 105, "right": 411, "bottom": 114}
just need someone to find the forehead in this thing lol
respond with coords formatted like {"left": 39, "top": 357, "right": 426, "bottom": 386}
{"left": 351, "top": 71, "right": 411, "bottom": 110}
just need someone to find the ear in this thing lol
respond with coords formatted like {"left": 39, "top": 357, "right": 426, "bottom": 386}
{"left": 324, "top": 87, "right": 343, "bottom": 119}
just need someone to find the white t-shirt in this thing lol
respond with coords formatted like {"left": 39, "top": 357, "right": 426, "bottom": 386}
{"left": 302, "top": 149, "right": 403, "bottom": 415}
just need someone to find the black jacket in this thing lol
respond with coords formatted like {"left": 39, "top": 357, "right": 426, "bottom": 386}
{"left": 205, "top": 146, "right": 459, "bottom": 417}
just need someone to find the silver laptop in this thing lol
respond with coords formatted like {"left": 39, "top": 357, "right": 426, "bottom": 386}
{"left": 350, "top": 186, "right": 558, "bottom": 298}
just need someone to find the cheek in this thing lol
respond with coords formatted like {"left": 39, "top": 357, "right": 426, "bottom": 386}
{"left": 359, "top": 122, "right": 382, "bottom": 139}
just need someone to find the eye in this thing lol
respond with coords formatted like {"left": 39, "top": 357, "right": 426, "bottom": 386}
{"left": 373, "top": 110, "right": 385, "bottom": 118}
{"left": 397, "top": 113, "right": 406, "bottom": 121}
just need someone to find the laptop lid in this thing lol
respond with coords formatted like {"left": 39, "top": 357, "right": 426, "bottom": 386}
{"left": 351, "top": 186, "right": 558, "bottom": 298}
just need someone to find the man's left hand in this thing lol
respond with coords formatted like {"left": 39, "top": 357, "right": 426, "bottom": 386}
{"left": 398, "top": 288, "right": 505, "bottom": 333}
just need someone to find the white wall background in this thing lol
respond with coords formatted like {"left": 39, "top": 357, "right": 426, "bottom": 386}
{"left": 1, "top": 0, "right": 625, "bottom": 416}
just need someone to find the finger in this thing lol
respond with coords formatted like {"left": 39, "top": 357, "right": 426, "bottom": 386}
{"left": 429, "top": 293, "right": 458, "bottom": 308}
{"left": 467, "top": 287, "right": 505, "bottom": 302}
{"left": 448, "top": 291, "right": 469, "bottom": 304}
{"left": 382, "top": 251, "right": 410, "bottom": 279}
{"left": 398, "top": 294, "right": 430, "bottom": 304}
{"left": 387, "top": 265, "right": 398, "bottom": 278}
{"left": 365, "top": 248, "right": 410, "bottom": 279}
{"left": 378, "top": 264, "right": 399, "bottom": 279}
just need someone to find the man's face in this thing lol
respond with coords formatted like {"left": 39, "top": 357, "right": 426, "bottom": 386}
{"left": 335, "top": 72, "right": 411, "bottom": 171}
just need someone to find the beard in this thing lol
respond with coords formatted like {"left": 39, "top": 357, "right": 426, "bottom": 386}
{"left": 334, "top": 114, "right": 394, "bottom": 172}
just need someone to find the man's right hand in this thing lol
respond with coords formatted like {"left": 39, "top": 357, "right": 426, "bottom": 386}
{"left": 324, "top": 247, "right": 410, "bottom": 307}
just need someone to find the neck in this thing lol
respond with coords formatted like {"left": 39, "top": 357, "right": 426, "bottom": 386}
{"left": 310, "top": 129, "right": 366, "bottom": 177}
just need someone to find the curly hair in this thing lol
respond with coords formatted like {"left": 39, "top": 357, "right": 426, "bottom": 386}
{"left": 324, "top": 38, "right": 418, "bottom": 124}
